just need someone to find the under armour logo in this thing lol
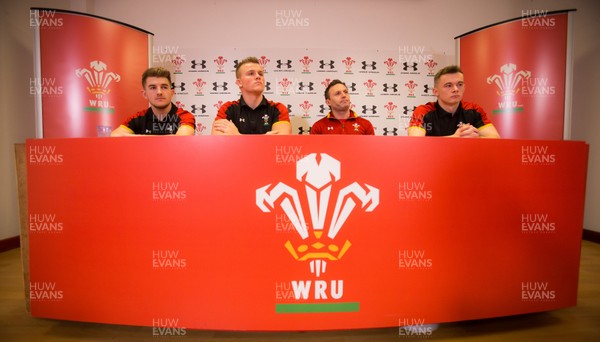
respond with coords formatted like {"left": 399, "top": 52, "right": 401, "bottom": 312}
{"left": 402, "top": 106, "right": 416, "bottom": 115}
{"left": 190, "top": 104, "right": 207, "bottom": 114}
{"left": 190, "top": 59, "right": 207, "bottom": 70}
{"left": 382, "top": 83, "right": 399, "bottom": 92}
{"left": 361, "top": 61, "right": 377, "bottom": 70}
{"left": 297, "top": 126, "right": 310, "bottom": 135}
{"left": 277, "top": 59, "right": 292, "bottom": 69}
{"left": 172, "top": 82, "right": 186, "bottom": 92}
{"left": 327, "top": 127, "right": 334, "bottom": 131}
{"left": 212, "top": 82, "right": 228, "bottom": 91}
{"left": 287, "top": 104, "right": 293, "bottom": 113}
{"left": 382, "top": 127, "right": 398, "bottom": 136}
{"left": 361, "top": 105, "right": 377, "bottom": 114}
{"left": 298, "top": 82, "right": 314, "bottom": 91}
{"left": 402, "top": 62, "right": 418, "bottom": 71}
{"left": 423, "top": 84, "right": 433, "bottom": 93}
{"left": 319, "top": 60, "right": 335, "bottom": 69}
{"left": 239, "top": 118, "right": 246, "bottom": 123}
{"left": 233, "top": 60, "right": 239, "bottom": 69}
{"left": 348, "top": 82, "right": 357, "bottom": 92}
{"left": 265, "top": 82, "right": 271, "bottom": 91}
{"left": 319, "top": 104, "right": 328, "bottom": 114}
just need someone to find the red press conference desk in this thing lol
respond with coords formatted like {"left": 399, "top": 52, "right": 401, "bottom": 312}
{"left": 25, "top": 135, "right": 588, "bottom": 331}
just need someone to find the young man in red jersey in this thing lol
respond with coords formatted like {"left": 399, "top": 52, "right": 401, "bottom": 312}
{"left": 310, "top": 79, "right": 374, "bottom": 135}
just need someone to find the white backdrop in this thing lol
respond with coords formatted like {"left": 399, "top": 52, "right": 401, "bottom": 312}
{"left": 153, "top": 47, "right": 452, "bottom": 135}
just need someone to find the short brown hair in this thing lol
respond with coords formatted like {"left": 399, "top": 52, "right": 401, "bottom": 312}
{"left": 434, "top": 65, "right": 463, "bottom": 86}
{"left": 324, "top": 79, "right": 347, "bottom": 100}
{"left": 236, "top": 56, "right": 260, "bottom": 78}
{"left": 142, "top": 67, "right": 171, "bottom": 87}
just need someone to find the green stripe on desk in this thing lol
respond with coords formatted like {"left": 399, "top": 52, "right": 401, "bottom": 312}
{"left": 84, "top": 107, "right": 115, "bottom": 114}
{"left": 276, "top": 302, "right": 360, "bottom": 313}
{"left": 492, "top": 107, "right": 524, "bottom": 114}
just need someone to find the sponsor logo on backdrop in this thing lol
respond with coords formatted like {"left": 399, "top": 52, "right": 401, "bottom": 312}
{"left": 152, "top": 318, "right": 186, "bottom": 337}
{"left": 257, "top": 153, "right": 379, "bottom": 313}
{"left": 345, "top": 82, "right": 358, "bottom": 96}
{"left": 404, "top": 80, "right": 418, "bottom": 98}
{"left": 189, "top": 59, "right": 208, "bottom": 73}
{"left": 384, "top": 58, "right": 398, "bottom": 75}
{"left": 384, "top": 102, "right": 397, "bottom": 120}
{"left": 258, "top": 56, "right": 271, "bottom": 73}
{"left": 383, "top": 127, "right": 399, "bottom": 136}
{"left": 521, "top": 213, "right": 556, "bottom": 233}
{"left": 299, "top": 100, "right": 313, "bottom": 118}
{"left": 297, "top": 81, "right": 316, "bottom": 95}
{"left": 210, "top": 82, "right": 229, "bottom": 95}
{"left": 264, "top": 81, "right": 274, "bottom": 95}
{"left": 171, "top": 55, "right": 186, "bottom": 74}
{"left": 299, "top": 56, "right": 314, "bottom": 74}
{"left": 172, "top": 81, "right": 187, "bottom": 95}
{"left": 359, "top": 61, "right": 378, "bottom": 75}
{"left": 29, "top": 145, "right": 64, "bottom": 165}
{"left": 521, "top": 10, "right": 556, "bottom": 29}
{"left": 297, "top": 126, "right": 311, "bottom": 135}
{"left": 381, "top": 83, "right": 400, "bottom": 96}
{"left": 521, "top": 281, "right": 556, "bottom": 301}
{"left": 191, "top": 104, "right": 207, "bottom": 116}
{"left": 342, "top": 57, "right": 355, "bottom": 74}
{"left": 421, "top": 83, "right": 435, "bottom": 97}
{"left": 214, "top": 100, "right": 224, "bottom": 113}
{"left": 277, "top": 78, "right": 293, "bottom": 95}
{"left": 214, "top": 56, "right": 228, "bottom": 74}
{"left": 364, "top": 79, "right": 377, "bottom": 97}
{"left": 193, "top": 78, "right": 206, "bottom": 96}
{"left": 275, "top": 59, "right": 294, "bottom": 73}
{"left": 487, "top": 63, "right": 531, "bottom": 114}
{"left": 521, "top": 145, "right": 556, "bottom": 165}
{"left": 317, "top": 60, "right": 336, "bottom": 73}
{"left": 424, "top": 59, "right": 438, "bottom": 76}
{"left": 361, "top": 105, "right": 377, "bottom": 118}
{"left": 195, "top": 122, "right": 207, "bottom": 134}
{"left": 29, "top": 213, "right": 63, "bottom": 233}
{"left": 75, "top": 60, "right": 120, "bottom": 114}
{"left": 400, "top": 106, "right": 416, "bottom": 131}
{"left": 30, "top": 282, "right": 63, "bottom": 301}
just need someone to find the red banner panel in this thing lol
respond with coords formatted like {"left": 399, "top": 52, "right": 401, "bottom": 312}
{"left": 458, "top": 12, "right": 570, "bottom": 139}
{"left": 27, "top": 136, "right": 587, "bottom": 331}
{"left": 34, "top": 9, "right": 151, "bottom": 137}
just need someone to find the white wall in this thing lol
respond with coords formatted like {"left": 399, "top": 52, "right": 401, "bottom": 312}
{"left": 2, "top": 0, "right": 599, "bottom": 240}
